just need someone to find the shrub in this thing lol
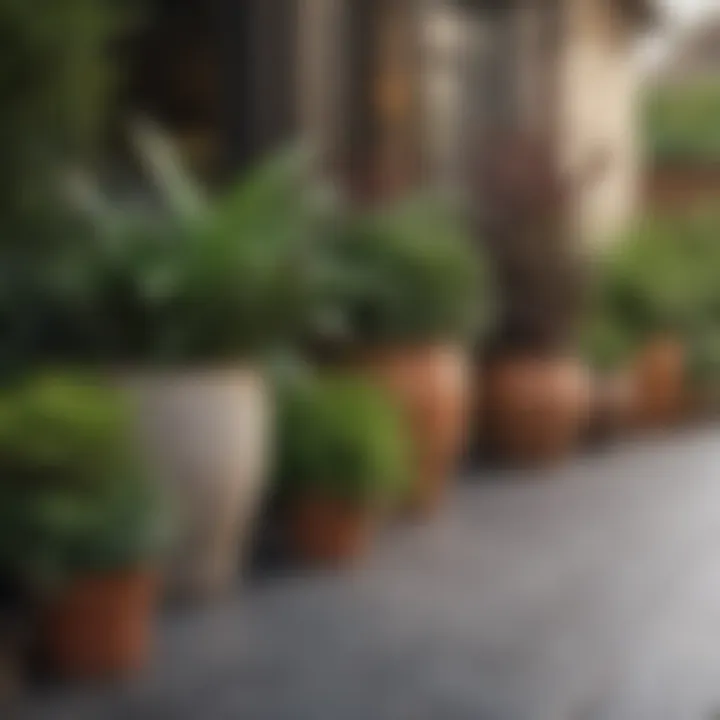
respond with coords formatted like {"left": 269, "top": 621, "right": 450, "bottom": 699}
{"left": 313, "top": 193, "right": 491, "bottom": 350}
{"left": 0, "top": 374, "right": 166, "bottom": 592}
{"left": 276, "top": 376, "right": 410, "bottom": 507}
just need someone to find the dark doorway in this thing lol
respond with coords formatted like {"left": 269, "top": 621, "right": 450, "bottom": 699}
{"left": 121, "top": 0, "right": 299, "bottom": 182}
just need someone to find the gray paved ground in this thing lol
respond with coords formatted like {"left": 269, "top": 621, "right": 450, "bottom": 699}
{"left": 14, "top": 429, "right": 720, "bottom": 720}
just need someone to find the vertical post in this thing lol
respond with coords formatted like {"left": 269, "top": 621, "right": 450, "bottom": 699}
{"left": 215, "top": 0, "right": 300, "bottom": 179}
{"left": 298, "top": 0, "right": 343, "bottom": 168}
{"left": 339, "top": 0, "right": 383, "bottom": 200}
{"left": 374, "top": 0, "right": 423, "bottom": 197}
{"left": 540, "top": 0, "right": 563, "bottom": 155}
{"left": 338, "top": 0, "right": 423, "bottom": 202}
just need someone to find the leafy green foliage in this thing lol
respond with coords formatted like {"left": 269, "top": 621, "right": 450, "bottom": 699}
{"left": 585, "top": 211, "right": 720, "bottom": 374}
{"left": 579, "top": 315, "right": 635, "bottom": 373}
{"left": 10, "top": 141, "right": 326, "bottom": 366}
{"left": 0, "top": 375, "right": 166, "bottom": 592}
{"left": 646, "top": 83, "right": 720, "bottom": 162}
{"left": 313, "top": 194, "right": 490, "bottom": 349}
{"left": 0, "top": 0, "right": 131, "bottom": 221}
{"left": 276, "top": 375, "right": 410, "bottom": 506}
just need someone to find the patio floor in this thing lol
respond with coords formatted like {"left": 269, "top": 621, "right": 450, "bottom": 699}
{"left": 14, "top": 428, "right": 720, "bottom": 720}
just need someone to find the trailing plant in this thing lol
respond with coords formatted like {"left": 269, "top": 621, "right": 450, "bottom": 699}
{"left": 313, "top": 193, "right": 491, "bottom": 350}
{"left": 0, "top": 374, "right": 166, "bottom": 593}
{"left": 276, "top": 375, "right": 410, "bottom": 507}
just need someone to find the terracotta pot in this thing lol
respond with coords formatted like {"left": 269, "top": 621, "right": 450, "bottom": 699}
{"left": 485, "top": 355, "right": 592, "bottom": 465}
{"left": 684, "top": 384, "right": 720, "bottom": 425}
{"left": 43, "top": 570, "right": 157, "bottom": 679}
{"left": 289, "top": 498, "right": 374, "bottom": 566}
{"left": 354, "top": 345, "right": 472, "bottom": 516}
{"left": 118, "top": 368, "right": 272, "bottom": 599}
{"left": 588, "top": 370, "right": 638, "bottom": 444}
{"left": 632, "top": 338, "right": 685, "bottom": 429}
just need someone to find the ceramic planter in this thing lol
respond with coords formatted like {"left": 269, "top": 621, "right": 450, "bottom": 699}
{"left": 355, "top": 345, "right": 472, "bottom": 516}
{"left": 632, "top": 338, "right": 685, "bottom": 430}
{"left": 485, "top": 355, "right": 592, "bottom": 465}
{"left": 43, "top": 570, "right": 157, "bottom": 679}
{"left": 119, "top": 369, "right": 272, "bottom": 598}
{"left": 288, "top": 497, "right": 374, "bottom": 567}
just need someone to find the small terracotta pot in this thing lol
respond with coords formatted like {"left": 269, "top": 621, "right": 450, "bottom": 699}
{"left": 43, "top": 570, "right": 157, "bottom": 679}
{"left": 354, "top": 345, "right": 471, "bottom": 516}
{"left": 588, "top": 370, "right": 638, "bottom": 444}
{"left": 684, "top": 384, "right": 720, "bottom": 425}
{"left": 632, "top": 338, "right": 685, "bottom": 429}
{"left": 289, "top": 497, "right": 374, "bottom": 566}
{"left": 485, "top": 355, "right": 592, "bottom": 465}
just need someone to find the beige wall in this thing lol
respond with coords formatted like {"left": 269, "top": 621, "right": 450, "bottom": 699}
{"left": 297, "top": 0, "right": 643, "bottom": 241}
{"left": 559, "top": 0, "right": 641, "bottom": 244}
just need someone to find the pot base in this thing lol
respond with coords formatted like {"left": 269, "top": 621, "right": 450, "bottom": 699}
{"left": 632, "top": 339, "right": 685, "bottom": 430}
{"left": 44, "top": 571, "right": 157, "bottom": 679}
{"left": 485, "top": 355, "right": 591, "bottom": 466}
{"left": 289, "top": 498, "right": 373, "bottom": 567}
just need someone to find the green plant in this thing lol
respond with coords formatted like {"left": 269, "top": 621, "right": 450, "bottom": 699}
{"left": 17, "top": 133, "right": 327, "bottom": 366}
{"left": 646, "top": 83, "right": 720, "bottom": 162}
{"left": 276, "top": 375, "right": 410, "bottom": 506}
{"left": 592, "top": 215, "right": 714, "bottom": 349}
{"left": 579, "top": 315, "right": 635, "bottom": 373}
{"left": 583, "top": 210, "right": 720, "bottom": 379}
{"left": 0, "top": 374, "right": 166, "bottom": 592}
{"left": 314, "top": 193, "right": 490, "bottom": 349}
{"left": 0, "top": 0, "right": 133, "bottom": 223}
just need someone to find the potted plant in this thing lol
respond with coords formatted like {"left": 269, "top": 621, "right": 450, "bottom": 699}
{"left": 313, "top": 194, "right": 491, "bottom": 514}
{"left": 0, "top": 374, "right": 166, "bottom": 679}
{"left": 276, "top": 375, "right": 409, "bottom": 565}
{"left": 589, "top": 214, "right": 714, "bottom": 429}
{"left": 476, "top": 134, "right": 593, "bottom": 465}
{"left": 21, "top": 130, "right": 323, "bottom": 598}
{"left": 580, "top": 314, "right": 639, "bottom": 444}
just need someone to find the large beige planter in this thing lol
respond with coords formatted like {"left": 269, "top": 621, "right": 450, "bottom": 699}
{"left": 118, "top": 369, "right": 272, "bottom": 599}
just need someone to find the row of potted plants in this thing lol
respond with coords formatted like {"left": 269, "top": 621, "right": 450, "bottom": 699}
{"left": 583, "top": 209, "right": 720, "bottom": 437}
{"left": 4, "top": 130, "right": 719, "bottom": 693}
{"left": 474, "top": 135, "right": 720, "bottom": 465}
{"left": 0, "top": 133, "right": 491, "bottom": 689}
